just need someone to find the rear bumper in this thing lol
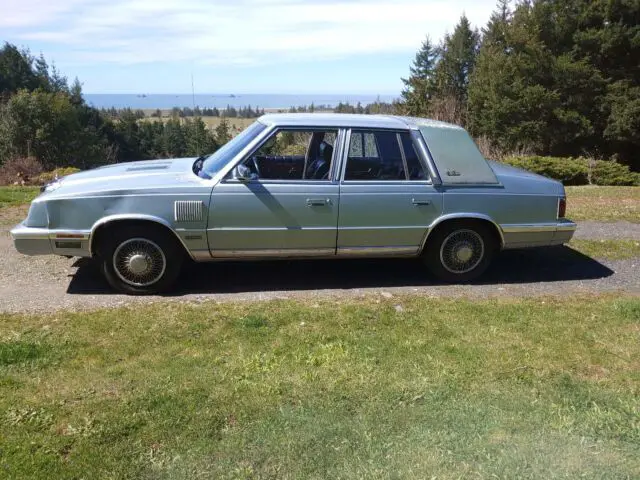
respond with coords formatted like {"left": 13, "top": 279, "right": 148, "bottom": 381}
{"left": 501, "top": 220, "right": 577, "bottom": 249}
{"left": 10, "top": 223, "right": 91, "bottom": 257}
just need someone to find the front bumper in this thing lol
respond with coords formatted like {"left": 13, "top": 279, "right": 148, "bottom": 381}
{"left": 501, "top": 220, "right": 577, "bottom": 249}
{"left": 10, "top": 223, "right": 91, "bottom": 257}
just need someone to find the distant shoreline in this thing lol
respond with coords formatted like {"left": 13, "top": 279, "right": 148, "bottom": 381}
{"left": 83, "top": 93, "right": 398, "bottom": 110}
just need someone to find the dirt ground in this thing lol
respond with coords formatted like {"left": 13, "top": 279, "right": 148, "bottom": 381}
{"left": 1, "top": 221, "right": 639, "bottom": 314}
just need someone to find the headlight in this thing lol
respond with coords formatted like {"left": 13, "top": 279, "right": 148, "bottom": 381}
{"left": 25, "top": 201, "right": 48, "bottom": 227}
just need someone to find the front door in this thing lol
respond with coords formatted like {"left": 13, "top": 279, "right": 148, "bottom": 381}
{"left": 337, "top": 129, "right": 443, "bottom": 255}
{"left": 208, "top": 128, "right": 342, "bottom": 257}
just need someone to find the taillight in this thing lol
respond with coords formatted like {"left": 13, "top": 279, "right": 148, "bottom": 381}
{"left": 558, "top": 197, "right": 566, "bottom": 218}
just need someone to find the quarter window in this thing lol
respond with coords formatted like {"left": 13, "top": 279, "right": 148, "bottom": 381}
{"left": 345, "top": 130, "right": 428, "bottom": 181}
{"left": 400, "top": 132, "right": 428, "bottom": 180}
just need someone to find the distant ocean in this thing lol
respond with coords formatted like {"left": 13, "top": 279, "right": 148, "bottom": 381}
{"left": 83, "top": 93, "right": 398, "bottom": 110}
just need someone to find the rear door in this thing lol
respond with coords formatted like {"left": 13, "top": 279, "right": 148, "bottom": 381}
{"left": 337, "top": 129, "right": 443, "bottom": 255}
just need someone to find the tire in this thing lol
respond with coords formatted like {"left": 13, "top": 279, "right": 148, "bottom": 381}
{"left": 423, "top": 221, "right": 497, "bottom": 283}
{"left": 98, "top": 225, "right": 184, "bottom": 295}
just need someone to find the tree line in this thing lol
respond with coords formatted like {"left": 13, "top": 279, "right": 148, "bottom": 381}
{"left": 401, "top": 0, "right": 639, "bottom": 169}
{"left": 0, "top": 43, "right": 224, "bottom": 172}
{"left": 1, "top": 0, "right": 638, "bottom": 176}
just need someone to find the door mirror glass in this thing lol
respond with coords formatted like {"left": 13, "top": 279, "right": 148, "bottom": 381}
{"left": 232, "top": 164, "right": 254, "bottom": 182}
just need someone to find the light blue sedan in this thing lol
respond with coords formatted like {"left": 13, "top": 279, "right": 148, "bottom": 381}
{"left": 11, "top": 114, "right": 576, "bottom": 294}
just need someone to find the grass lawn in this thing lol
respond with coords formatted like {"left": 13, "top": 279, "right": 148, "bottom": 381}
{"left": 0, "top": 187, "right": 38, "bottom": 226}
{"left": 139, "top": 115, "right": 256, "bottom": 133}
{"left": 1, "top": 296, "right": 639, "bottom": 479}
{"left": 566, "top": 186, "right": 640, "bottom": 223}
{"left": 0, "top": 186, "right": 40, "bottom": 208}
{"left": 570, "top": 239, "right": 640, "bottom": 260}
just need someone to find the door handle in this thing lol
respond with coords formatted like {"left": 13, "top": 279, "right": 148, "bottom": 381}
{"left": 412, "top": 198, "right": 431, "bottom": 206}
{"left": 306, "top": 198, "right": 330, "bottom": 207}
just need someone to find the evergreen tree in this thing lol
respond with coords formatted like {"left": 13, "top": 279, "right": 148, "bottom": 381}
{"left": 433, "top": 15, "right": 480, "bottom": 105}
{"left": 401, "top": 36, "right": 438, "bottom": 116}
{"left": 215, "top": 117, "right": 231, "bottom": 145}
{"left": 482, "top": 0, "right": 511, "bottom": 48}
{"left": 467, "top": 0, "right": 638, "bottom": 165}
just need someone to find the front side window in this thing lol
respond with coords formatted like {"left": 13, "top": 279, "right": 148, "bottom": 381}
{"left": 345, "top": 130, "right": 428, "bottom": 181}
{"left": 239, "top": 129, "right": 337, "bottom": 181}
{"left": 202, "top": 121, "right": 267, "bottom": 178}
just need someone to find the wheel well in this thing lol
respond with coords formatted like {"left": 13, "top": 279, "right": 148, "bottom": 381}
{"left": 423, "top": 218, "right": 503, "bottom": 251}
{"left": 91, "top": 219, "right": 189, "bottom": 258}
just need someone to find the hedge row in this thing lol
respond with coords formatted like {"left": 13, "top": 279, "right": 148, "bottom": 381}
{"left": 501, "top": 156, "right": 640, "bottom": 186}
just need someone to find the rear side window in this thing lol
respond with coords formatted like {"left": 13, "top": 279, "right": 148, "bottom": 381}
{"left": 345, "top": 130, "right": 428, "bottom": 181}
{"left": 400, "top": 132, "right": 427, "bottom": 180}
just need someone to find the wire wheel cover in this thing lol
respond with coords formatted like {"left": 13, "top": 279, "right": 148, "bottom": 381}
{"left": 439, "top": 229, "right": 485, "bottom": 274}
{"left": 113, "top": 238, "right": 166, "bottom": 287}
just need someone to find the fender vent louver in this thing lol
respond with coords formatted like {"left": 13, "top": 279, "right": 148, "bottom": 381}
{"left": 174, "top": 201, "right": 204, "bottom": 222}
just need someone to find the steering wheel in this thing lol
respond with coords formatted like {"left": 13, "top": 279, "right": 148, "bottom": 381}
{"left": 251, "top": 157, "right": 262, "bottom": 178}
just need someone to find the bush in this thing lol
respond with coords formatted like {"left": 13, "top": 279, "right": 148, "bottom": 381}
{"left": 502, "top": 156, "right": 589, "bottom": 185}
{"left": 38, "top": 167, "right": 81, "bottom": 184}
{"left": 590, "top": 161, "right": 640, "bottom": 186}
{"left": 501, "top": 156, "right": 640, "bottom": 186}
{"left": 0, "top": 157, "right": 44, "bottom": 186}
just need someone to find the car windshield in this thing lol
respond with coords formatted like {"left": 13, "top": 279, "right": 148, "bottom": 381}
{"left": 200, "top": 121, "right": 267, "bottom": 178}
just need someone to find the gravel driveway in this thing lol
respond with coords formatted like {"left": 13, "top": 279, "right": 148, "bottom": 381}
{"left": 574, "top": 221, "right": 640, "bottom": 240}
{"left": 1, "top": 222, "right": 638, "bottom": 314}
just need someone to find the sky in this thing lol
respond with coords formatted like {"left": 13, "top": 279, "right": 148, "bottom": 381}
{"left": 2, "top": 0, "right": 496, "bottom": 95}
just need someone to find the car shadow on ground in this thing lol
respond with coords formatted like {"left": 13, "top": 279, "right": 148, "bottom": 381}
{"left": 66, "top": 246, "right": 614, "bottom": 295}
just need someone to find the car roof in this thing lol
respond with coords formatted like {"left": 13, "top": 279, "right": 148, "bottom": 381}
{"left": 257, "top": 113, "right": 462, "bottom": 131}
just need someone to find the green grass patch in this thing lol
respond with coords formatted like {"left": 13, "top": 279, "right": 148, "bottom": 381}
{"left": 570, "top": 239, "right": 640, "bottom": 260}
{"left": 1, "top": 296, "right": 639, "bottom": 479}
{"left": 566, "top": 186, "right": 640, "bottom": 223}
{"left": 0, "top": 186, "right": 39, "bottom": 208}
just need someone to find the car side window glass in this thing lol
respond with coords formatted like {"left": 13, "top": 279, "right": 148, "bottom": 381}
{"left": 345, "top": 130, "right": 405, "bottom": 181}
{"left": 400, "top": 132, "right": 428, "bottom": 180}
{"left": 242, "top": 130, "right": 337, "bottom": 181}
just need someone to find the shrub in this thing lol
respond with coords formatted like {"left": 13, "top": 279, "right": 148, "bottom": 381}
{"left": 501, "top": 156, "right": 640, "bottom": 186}
{"left": 0, "top": 157, "right": 44, "bottom": 186}
{"left": 590, "top": 161, "right": 640, "bottom": 186}
{"left": 502, "top": 156, "right": 589, "bottom": 185}
{"left": 38, "top": 167, "right": 81, "bottom": 184}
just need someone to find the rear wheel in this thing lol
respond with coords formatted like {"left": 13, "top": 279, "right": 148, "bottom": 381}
{"left": 99, "top": 225, "right": 183, "bottom": 294}
{"left": 423, "top": 221, "right": 497, "bottom": 282}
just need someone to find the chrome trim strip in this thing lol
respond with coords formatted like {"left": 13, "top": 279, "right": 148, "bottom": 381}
{"left": 339, "top": 225, "right": 426, "bottom": 231}
{"left": 556, "top": 221, "right": 577, "bottom": 232}
{"left": 10, "top": 224, "right": 50, "bottom": 241}
{"left": 210, "top": 248, "right": 335, "bottom": 258}
{"left": 207, "top": 226, "right": 334, "bottom": 232}
{"left": 419, "top": 213, "right": 505, "bottom": 253}
{"left": 191, "top": 250, "right": 213, "bottom": 261}
{"left": 501, "top": 222, "right": 577, "bottom": 234}
{"left": 10, "top": 224, "right": 91, "bottom": 241}
{"left": 89, "top": 214, "right": 196, "bottom": 260}
{"left": 336, "top": 246, "right": 418, "bottom": 257}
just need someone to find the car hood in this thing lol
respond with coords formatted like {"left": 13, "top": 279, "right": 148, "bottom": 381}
{"left": 488, "top": 160, "right": 564, "bottom": 195}
{"left": 42, "top": 157, "right": 202, "bottom": 197}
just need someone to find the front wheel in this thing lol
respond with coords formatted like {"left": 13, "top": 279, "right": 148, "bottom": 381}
{"left": 423, "top": 221, "right": 497, "bottom": 283}
{"left": 99, "top": 226, "right": 183, "bottom": 294}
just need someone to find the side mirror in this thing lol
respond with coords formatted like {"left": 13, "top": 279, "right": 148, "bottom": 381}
{"left": 232, "top": 164, "right": 253, "bottom": 182}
